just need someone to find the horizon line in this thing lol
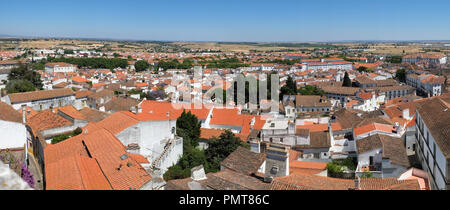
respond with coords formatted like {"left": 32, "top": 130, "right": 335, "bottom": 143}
{"left": 1, "top": 34, "right": 450, "bottom": 44}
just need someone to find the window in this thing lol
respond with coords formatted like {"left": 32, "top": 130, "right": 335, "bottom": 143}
{"left": 280, "top": 138, "right": 283, "bottom": 143}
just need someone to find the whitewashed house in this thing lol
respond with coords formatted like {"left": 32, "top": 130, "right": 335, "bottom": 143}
{"left": 0, "top": 102, "right": 26, "bottom": 150}
{"left": 4, "top": 88, "right": 76, "bottom": 111}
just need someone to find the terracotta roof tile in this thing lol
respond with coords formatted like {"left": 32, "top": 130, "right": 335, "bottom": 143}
{"left": 56, "top": 105, "right": 86, "bottom": 120}
{"left": 45, "top": 128, "right": 151, "bottom": 190}
{"left": 90, "top": 111, "right": 139, "bottom": 135}
{"left": 221, "top": 147, "right": 266, "bottom": 175}
{"left": 0, "top": 101, "right": 22, "bottom": 123}
{"left": 28, "top": 110, "right": 73, "bottom": 132}
{"left": 8, "top": 88, "right": 74, "bottom": 104}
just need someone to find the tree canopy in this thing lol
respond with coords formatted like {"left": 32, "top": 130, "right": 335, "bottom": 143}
{"left": 46, "top": 57, "right": 128, "bottom": 70}
{"left": 342, "top": 72, "right": 352, "bottom": 87}
{"left": 134, "top": 60, "right": 150, "bottom": 72}
{"left": 279, "top": 76, "right": 297, "bottom": 99}
{"left": 163, "top": 112, "right": 247, "bottom": 180}
{"left": 357, "top": 66, "right": 373, "bottom": 73}
{"left": 176, "top": 110, "right": 201, "bottom": 148}
{"left": 6, "top": 64, "right": 43, "bottom": 93}
{"left": 298, "top": 85, "right": 325, "bottom": 96}
{"left": 395, "top": 68, "right": 406, "bottom": 83}
{"left": 204, "top": 130, "right": 246, "bottom": 173}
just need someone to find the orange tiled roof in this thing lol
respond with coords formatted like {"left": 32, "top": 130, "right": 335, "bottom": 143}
{"left": 28, "top": 110, "right": 73, "bottom": 132}
{"left": 90, "top": 111, "right": 139, "bottom": 135}
{"left": 200, "top": 128, "right": 226, "bottom": 139}
{"left": 71, "top": 76, "right": 90, "bottom": 83}
{"left": 0, "top": 101, "right": 23, "bottom": 123}
{"left": 45, "top": 128, "right": 151, "bottom": 190}
{"left": 8, "top": 88, "right": 74, "bottom": 104}
{"left": 209, "top": 108, "right": 242, "bottom": 127}
{"left": 271, "top": 173, "right": 421, "bottom": 190}
{"left": 353, "top": 123, "right": 396, "bottom": 137}
{"left": 75, "top": 90, "right": 93, "bottom": 99}
{"left": 138, "top": 100, "right": 211, "bottom": 121}
{"left": 17, "top": 106, "right": 38, "bottom": 121}
{"left": 290, "top": 161, "right": 327, "bottom": 175}
{"left": 56, "top": 105, "right": 87, "bottom": 120}
{"left": 46, "top": 62, "right": 73, "bottom": 67}
{"left": 296, "top": 122, "right": 342, "bottom": 132}
{"left": 128, "top": 154, "right": 150, "bottom": 164}
{"left": 92, "top": 82, "right": 106, "bottom": 88}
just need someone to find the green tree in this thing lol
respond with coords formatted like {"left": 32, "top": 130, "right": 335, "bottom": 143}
{"left": 5, "top": 80, "right": 36, "bottom": 93}
{"left": 204, "top": 130, "right": 246, "bottom": 173}
{"left": 31, "top": 63, "right": 45, "bottom": 70}
{"left": 298, "top": 85, "right": 325, "bottom": 96}
{"left": 8, "top": 64, "right": 43, "bottom": 89}
{"left": 64, "top": 49, "right": 74, "bottom": 54}
{"left": 357, "top": 66, "right": 368, "bottom": 73}
{"left": 361, "top": 172, "right": 373, "bottom": 178}
{"left": 134, "top": 60, "right": 150, "bottom": 72}
{"left": 176, "top": 110, "right": 201, "bottom": 148}
{"left": 46, "top": 57, "right": 128, "bottom": 70}
{"left": 395, "top": 68, "right": 406, "bottom": 83}
{"left": 342, "top": 72, "right": 352, "bottom": 87}
{"left": 163, "top": 165, "right": 190, "bottom": 180}
{"left": 279, "top": 76, "right": 297, "bottom": 100}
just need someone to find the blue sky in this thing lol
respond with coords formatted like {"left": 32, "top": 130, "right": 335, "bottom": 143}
{"left": 1, "top": 0, "right": 450, "bottom": 42}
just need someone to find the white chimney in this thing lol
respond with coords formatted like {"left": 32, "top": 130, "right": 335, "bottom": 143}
{"left": 402, "top": 108, "right": 410, "bottom": 120}
{"left": 250, "top": 140, "right": 261, "bottom": 153}
{"left": 21, "top": 105, "right": 27, "bottom": 124}
{"left": 354, "top": 177, "right": 361, "bottom": 190}
{"left": 190, "top": 165, "right": 207, "bottom": 181}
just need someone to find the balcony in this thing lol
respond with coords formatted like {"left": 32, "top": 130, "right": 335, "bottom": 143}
{"left": 357, "top": 162, "right": 382, "bottom": 172}
{"left": 356, "top": 163, "right": 383, "bottom": 178}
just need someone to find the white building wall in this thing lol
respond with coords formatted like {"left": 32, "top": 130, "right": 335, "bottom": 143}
{"left": 0, "top": 120, "right": 27, "bottom": 149}
{"left": 357, "top": 148, "right": 382, "bottom": 168}
{"left": 8, "top": 96, "right": 76, "bottom": 111}
{"left": 416, "top": 112, "right": 448, "bottom": 190}
{"left": 137, "top": 120, "right": 177, "bottom": 158}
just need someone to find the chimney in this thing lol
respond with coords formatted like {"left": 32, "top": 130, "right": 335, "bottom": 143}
{"left": 354, "top": 177, "right": 361, "bottom": 190}
{"left": 21, "top": 105, "right": 27, "bottom": 124}
{"left": 264, "top": 144, "right": 289, "bottom": 182}
{"left": 402, "top": 108, "right": 410, "bottom": 120}
{"left": 250, "top": 140, "right": 261, "bottom": 153}
{"left": 190, "top": 165, "right": 207, "bottom": 181}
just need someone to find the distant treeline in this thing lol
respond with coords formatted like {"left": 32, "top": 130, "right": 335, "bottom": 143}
{"left": 156, "top": 58, "right": 194, "bottom": 70}
{"left": 46, "top": 57, "right": 128, "bottom": 69}
{"left": 257, "top": 59, "right": 300, "bottom": 65}
{"left": 197, "top": 57, "right": 250, "bottom": 68}
{"left": 156, "top": 57, "right": 250, "bottom": 69}
{"left": 385, "top": 55, "right": 403, "bottom": 63}
{"left": 257, "top": 43, "right": 342, "bottom": 48}
{"left": 216, "top": 42, "right": 340, "bottom": 49}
